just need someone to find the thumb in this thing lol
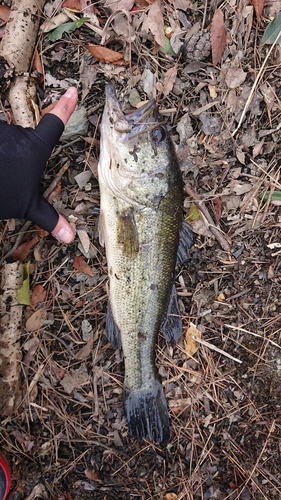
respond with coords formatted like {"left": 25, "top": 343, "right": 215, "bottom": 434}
{"left": 49, "top": 87, "right": 78, "bottom": 126}
{"left": 52, "top": 214, "right": 74, "bottom": 244}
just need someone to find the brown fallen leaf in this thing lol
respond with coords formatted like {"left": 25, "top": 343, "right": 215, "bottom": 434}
{"left": 210, "top": 8, "right": 226, "bottom": 66}
{"left": 184, "top": 323, "right": 202, "bottom": 357}
{"left": 62, "top": 0, "right": 81, "bottom": 9}
{"left": 32, "top": 49, "right": 43, "bottom": 82}
{"left": 163, "top": 65, "right": 178, "bottom": 97}
{"left": 87, "top": 43, "right": 125, "bottom": 65}
{"left": 13, "top": 235, "right": 39, "bottom": 262}
{"left": 47, "top": 181, "right": 62, "bottom": 205}
{"left": 30, "top": 284, "right": 47, "bottom": 309}
{"left": 250, "top": 0, "right": 264, "bottom": 22}
{"left": 104, "top": 0, "right": 134, "bottom": 12}
{"left": 147, "top": 0, "right": 165, "bottom": 47}
{"left": 213, "top": 196, "right": 222, "bottom": 225}
{"left": 73, "top": 255, "right": 94, "bottom": 276}
{"left": 164, "top": 494, "right": 178, "bottom": 500}
{"left": 0, "top": 5, "right": 10, "bottom": 25}
{"left": 25, "top": 309, "right": 46, "bottom": 332}
{"left": 84, "top": 468, "right": 103, "bottom": 483}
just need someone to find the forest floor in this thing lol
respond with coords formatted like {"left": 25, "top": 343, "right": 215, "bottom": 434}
{"left": 1, "top": 0, "right": 281, "bottom": 499}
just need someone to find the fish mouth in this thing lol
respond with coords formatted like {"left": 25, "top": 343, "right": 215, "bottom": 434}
{"left": 105, "top": 82, "right": 158, "bottom": 134}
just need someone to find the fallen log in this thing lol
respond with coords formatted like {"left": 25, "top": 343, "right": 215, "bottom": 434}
{"left": 0, "top": 262, "right": 23, "bottom": 416}
{"left": 0, "top": 0, "right": 46, "bottom": 415}
{"left": 0, "top": 0, "right": 46, "bottom": 127}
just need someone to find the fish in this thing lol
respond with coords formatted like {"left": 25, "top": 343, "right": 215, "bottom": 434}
{"left": 97, "top": 82, "right": 193, "bottom": 443}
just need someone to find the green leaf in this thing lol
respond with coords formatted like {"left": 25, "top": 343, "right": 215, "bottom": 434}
{"left": 188, "top": 203, "right": 200, "bottom": 221}
{"left": 259, "top": 191, "right": 281, "bottom": 204}
{"left": 16, "top": 262, "right": 30, "bottom": 305}
{"left": 262, "top": 12, "right": 281, "bottom": 45}
{"left": 48, "top": 17, "right": 90, "bottom": 42}
{"left": 159, "top": 36, "right": 177, "bottom": 56}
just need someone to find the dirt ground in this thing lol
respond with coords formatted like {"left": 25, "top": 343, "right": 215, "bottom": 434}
{"left": 1, "top": 0, "right": 281, "bottom": 499}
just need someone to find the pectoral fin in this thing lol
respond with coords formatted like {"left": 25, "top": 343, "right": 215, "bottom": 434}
{"left": 160, "top": 284, "right": 182, "bottom": 347}
{"left": 98, "top": 212, "right": 106, "bottom": 247}
{"left": 116, "top": 207, "right": 139, "bottom": 257}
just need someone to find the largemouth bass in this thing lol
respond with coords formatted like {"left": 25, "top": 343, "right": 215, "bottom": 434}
{"left": 98, "top": 82, "right": 193, "bottom": 443}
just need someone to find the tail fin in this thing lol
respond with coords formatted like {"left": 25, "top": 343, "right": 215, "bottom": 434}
{"left": 123, "top": 380, "right": 170, "bottom": 444}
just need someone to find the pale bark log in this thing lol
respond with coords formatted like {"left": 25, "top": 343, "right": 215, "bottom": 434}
{"left": 0, "top": 262, "right": 23, "bottom": 416}
{"left": 0, "top": 0, "right": 46, "bottom": 127}
{"left": 0, "top": 0, "right": 46, "bottom": 415}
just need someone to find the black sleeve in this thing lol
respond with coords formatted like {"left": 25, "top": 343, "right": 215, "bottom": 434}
{"left": 0, "top": 114, "right": 64, "bottom": 232}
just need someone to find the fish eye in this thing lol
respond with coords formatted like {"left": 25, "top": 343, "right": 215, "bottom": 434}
{"left": 151, "top": 126, "right": 167, "bottom": 143}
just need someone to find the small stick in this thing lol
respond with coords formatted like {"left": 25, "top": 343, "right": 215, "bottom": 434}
{"left": 191, "top": 336, "right": 242, "bottom": 364}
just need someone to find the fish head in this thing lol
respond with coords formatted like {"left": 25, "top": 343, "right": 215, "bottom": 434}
{"left": 98, "top": 82, "right": 180, "bottom": 207}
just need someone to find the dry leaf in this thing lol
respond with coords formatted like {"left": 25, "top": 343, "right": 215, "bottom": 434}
{"left": 62, "top": 0, "right": 81, "bottom": 9}
{"left": 32, "top": 49, "right": 43, "bottom": 82}
{"left": 0, "top": 5, "right": 10, "bottom": 25}
{"left": 40, "top": 12, "right": 70, "bottom": 33}
{"left": 13, "top": 235, "right": 39, "bottom": 262}
{"left": 163, "top": 65, "right": 177, "bottom": 97}
{"left": 104, "top": 0, "right": 134, "bottom": 12}
{"left": 47, "top": 182, "right": 62, "bottom": 205}
{"left": 73, "top": 255, "right": 94, "bottom": 276}
{"left": 84, "top": 468, "right": 103, "bottom": 482}
{"left": 30, "top": 285, "right": 47, "bottom": 309}
{"left": 147, "top": 0, "right": 165, "bottom": 47}
{"left": 225, "top": 68, "right": 246, "bottom": 89}
{"left": 217, "top": 292, "right": 225, "bottom": 302}
{"left": 184, "top": 323, "right": 202, "bottom": 357}
{"left": 210, "top": 9, "right": 226, "bottom": 66}
{"left": 22, "top": 337, "right": 40, "bottom": 375}
{"left": 25, "top": 309, "right": 46, "bottom": 332}
{"left": 77, "top": 228, "right": 90, "bottom": 254}
{"left": 164, "top": 494, "right": 178, "bottom": 500}
{"left": 213, "top": 197, "right": 222, "bottom": 225}
{"left": 250, "top": 0, "right": 264, "bottom": 22}
{"left": 60, "top": 364, "right": 89, "bottom": 394}
{"left": 74, "top": 337, "right": 94, "bottom": 360}
{"left": 87, "top": 43, "right": 124, "bottom": 65}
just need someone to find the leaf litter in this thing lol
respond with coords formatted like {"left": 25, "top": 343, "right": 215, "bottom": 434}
{"left": 1, "top": 0, "right": 281, "bottom": 498}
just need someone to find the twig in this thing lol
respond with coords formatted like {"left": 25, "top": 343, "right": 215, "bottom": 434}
{"left": 191, "top": 336, "right": 242, "bottom": 363}
{"left": 184, "top": 185, "right": 231, "bottom": 253}
{"left": 225, "top": 324, "right": 281, "bottom": 350}
{"left": 232, "top": 39, "right": 279, "bottom": 137}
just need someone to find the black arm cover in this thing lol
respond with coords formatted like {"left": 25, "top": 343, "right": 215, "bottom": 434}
{"left": 0, "top": 114, "right": 64, "bottom": 232}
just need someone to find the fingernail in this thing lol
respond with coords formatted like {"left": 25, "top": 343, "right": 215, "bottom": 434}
{"left": 64, "top": 87, "right": 77, "bottom": 99}
{"left": 55, "top": 226, "right": 74, "bottom": 243}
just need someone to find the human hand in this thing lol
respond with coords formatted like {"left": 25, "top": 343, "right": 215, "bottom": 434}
{"left": 0, "top": 87, "right": 78, "bottom": 243}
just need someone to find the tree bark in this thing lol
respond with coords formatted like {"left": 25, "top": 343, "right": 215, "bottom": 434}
{"left": 0, "top": 262, "right": 23, "bottom": 416}
{"left": 0, "top": 0, "right": 46, "bottom": 127}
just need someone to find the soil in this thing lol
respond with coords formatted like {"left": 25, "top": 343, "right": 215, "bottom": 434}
{"left": 1, "top": 1, "right": 281, "bottom": 499}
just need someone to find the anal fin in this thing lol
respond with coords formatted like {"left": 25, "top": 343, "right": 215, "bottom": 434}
{"left": 160, "top": 284, "right": 182, "bottom": 347}
{"left": 106, "top": 299, "right": 122, "bottom": 350}
{"left": 176, "top": 220, "right": 193, "bottom": 267}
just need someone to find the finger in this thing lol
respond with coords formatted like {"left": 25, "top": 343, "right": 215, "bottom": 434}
{"left": 49, "top": 87, "right": 78, "bottom": 126}
{"left": 52, "top": 214, "right": 74, "bottom": 243}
